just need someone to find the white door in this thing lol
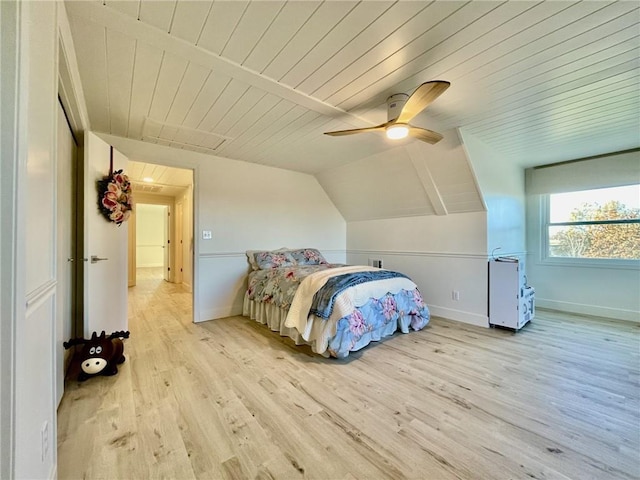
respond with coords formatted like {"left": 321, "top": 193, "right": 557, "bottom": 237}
{"left": 163, "top": 206, "right": 171, "bottom": 281}
{"left": 56, "top": 104, "right": 76, "bottom": 406}
{"left": 83, "top": 132, "right": 128, "bottom": 337}
{"left": 175, "top": 200, "right": 184, "bottom": 285}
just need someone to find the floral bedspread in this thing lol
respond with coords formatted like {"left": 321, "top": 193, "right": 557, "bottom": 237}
{"left": 246, "top": 264, "right": 343, "bottom": 309}
{"left": 327, "top": 288, "right": 429, "bottom": 357}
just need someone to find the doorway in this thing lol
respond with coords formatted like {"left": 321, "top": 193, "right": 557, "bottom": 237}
{"left": 135, "top": 203, "right": 169, "bottom": 281}
{"left": 126, "top": 161, "right": 194, "bottom": 308}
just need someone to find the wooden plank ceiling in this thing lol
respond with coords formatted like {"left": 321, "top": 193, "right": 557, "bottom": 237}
{"left": 128, "top": 160, "right": 193, "bottom": 197}
{"left": 65, "top": 1, "right": 639, "bottom": 174}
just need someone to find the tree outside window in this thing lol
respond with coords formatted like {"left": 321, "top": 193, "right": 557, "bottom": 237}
{"left": 547, "top": 185, "right": 640, "bottom": 260}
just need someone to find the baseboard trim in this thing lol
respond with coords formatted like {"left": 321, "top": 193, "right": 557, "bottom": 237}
{"left": 198, "top": 304, "right": 243, "bottom": 322}
{"left": 536, "top": 298, "right": 639, "bottom": 323}
{"left": 427, "top": 305, "right": 489, "bottom": 328}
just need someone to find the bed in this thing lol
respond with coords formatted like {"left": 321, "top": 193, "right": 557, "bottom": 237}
{"left": 242, "top": 248, "right": 430, "bottom": 358}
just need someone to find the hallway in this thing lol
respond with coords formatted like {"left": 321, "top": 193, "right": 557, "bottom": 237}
{"left": 128, "top": 267, "right": 192, "bottom": 328}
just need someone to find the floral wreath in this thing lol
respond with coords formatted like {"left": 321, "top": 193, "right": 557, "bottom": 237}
{"left": 97, "top": 147, "right": 133, "bottom": 225}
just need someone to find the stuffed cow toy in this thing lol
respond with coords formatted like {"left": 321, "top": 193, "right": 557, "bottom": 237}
{"left": 63, "top": 330, "right": 130, "bottom": 381}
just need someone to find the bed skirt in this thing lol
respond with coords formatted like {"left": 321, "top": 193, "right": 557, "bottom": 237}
{"left": 242, "top": 295, "right": 415, "bottom": 358}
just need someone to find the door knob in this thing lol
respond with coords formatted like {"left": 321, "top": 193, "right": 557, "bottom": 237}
{"left": 90, "top": 255, "right": 109, "bottom": 263}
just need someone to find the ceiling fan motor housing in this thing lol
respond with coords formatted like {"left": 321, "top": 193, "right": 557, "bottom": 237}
{"left": 387, "top": 93, "right": 409, "bottom": 121}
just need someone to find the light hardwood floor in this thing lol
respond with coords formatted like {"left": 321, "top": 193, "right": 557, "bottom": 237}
{"left": 57, "top": 272, "right": 640, "bottom": 479}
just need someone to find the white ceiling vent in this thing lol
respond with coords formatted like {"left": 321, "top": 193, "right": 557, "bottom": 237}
{"left": 141, "top": 117, "right": 232, "bottom": 154}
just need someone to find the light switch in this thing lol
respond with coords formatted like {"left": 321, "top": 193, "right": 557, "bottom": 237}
{"left": 202, "top": 230, "right": 212, "bottom": 240}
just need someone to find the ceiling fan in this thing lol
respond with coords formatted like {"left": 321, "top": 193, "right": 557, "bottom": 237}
{"left": 324, "top": 80, "right": 450, "bottom": 144}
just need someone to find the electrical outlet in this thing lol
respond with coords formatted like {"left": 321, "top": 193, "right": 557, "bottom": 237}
{"left": 369, "top": 259, "right": 383, "bottom": 268}
{"left": 202, "top": 230, "right": 212, "bottom": 240}
{"left": 452, "top": 290, "right": 460, "bottom": 301}
{"left": 41, "top": 421, "right": 49, "bottom": 462}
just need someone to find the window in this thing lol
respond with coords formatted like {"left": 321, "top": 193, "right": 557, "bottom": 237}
{"left": 545, "top": 184, "right": 640, "bottom": 260}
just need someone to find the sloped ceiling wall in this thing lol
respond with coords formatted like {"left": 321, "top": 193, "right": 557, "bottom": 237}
{"left": 316, "top": 129, "right": 485, "bottom": 222}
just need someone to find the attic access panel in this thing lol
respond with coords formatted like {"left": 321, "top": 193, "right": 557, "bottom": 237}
{"left": 141, "top": 117, "right": 232, "bottom": 154}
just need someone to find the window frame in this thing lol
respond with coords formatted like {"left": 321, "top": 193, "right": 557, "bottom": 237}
{"left": 540, "top": 192, "right": 640, "bottom": 269}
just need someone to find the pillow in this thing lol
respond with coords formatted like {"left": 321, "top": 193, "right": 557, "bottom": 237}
{"left": 246, "top": 248, "right": 289, "bottom": 271}
{"left": 254, "top": 250, "right": 296, "bottom": 269}
{"left": 245, "top": 250, "right": 260, "bottom": 271}
{"left": 289, "top": 248, "right": 328, "bottom": 265}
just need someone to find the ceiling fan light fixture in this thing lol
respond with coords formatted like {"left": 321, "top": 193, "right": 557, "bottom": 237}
{"left": 386, "top": 124, "right": 409, "bottom": 140}
{"left": 324, "top": 80, "right": 449, "bottom": 143}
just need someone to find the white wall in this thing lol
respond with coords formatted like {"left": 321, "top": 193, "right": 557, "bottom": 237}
{"left": 197, "top": 154, "right": 347, "bottom": 320}
{"left": 525, "top": 250, "right": 640, "bottom": 322}
{"left": 136, "top": 204, "right": 166, "bottom": 268}
{"left": 98, "top": 134, "right": 347, "bottom": 322}
{"left": 459, "top": 130, "right": 526, "bottom": 256}
{"left": 347, "top": 212, "right": 489, "bottom": 327}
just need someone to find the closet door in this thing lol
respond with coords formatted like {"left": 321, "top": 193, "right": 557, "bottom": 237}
{"left": 56, "top": 102, "right": 76, "bottom": 406}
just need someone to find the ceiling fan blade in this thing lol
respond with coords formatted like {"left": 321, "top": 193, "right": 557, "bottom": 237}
{"left": 396, "top": 80, "right": 450, "bottom": 124}
{"left": 408, "top": 126, "right": 443, "bottom": 144}
{"left": 324, "top": 122, "right": 389, "bottom": 137}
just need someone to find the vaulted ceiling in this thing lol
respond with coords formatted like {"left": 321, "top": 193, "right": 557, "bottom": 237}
{"left": 65, "top": 1, "right": 639, "bottom": 220}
